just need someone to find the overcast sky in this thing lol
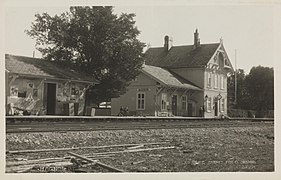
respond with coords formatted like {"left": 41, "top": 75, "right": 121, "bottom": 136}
{"left": 4, "top": 4, "right": 280, "bottom": 73}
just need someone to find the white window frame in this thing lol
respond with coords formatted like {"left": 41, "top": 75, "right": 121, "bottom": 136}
{"left": 182, "top": 95, "right": 187, "bottom": 110}
{"left": 207, "top": 97, "right": 212, "bottom": 112}
{"left": 214, "top": 74, "right": 218, "bottom": 89}
{"left": 221, "top": 98, "right": 225, "bottom": 112}
{"left": 217, "top": 75, "right": 219, "bottom": 89}
{"left": 207, "top": 73, "right": 212, "bottom": 88}
{"left": 221, "top": 75, "right": 224, "bottom": 89}
{"left": 161, "top": 93, "right": 167, "bottom": 110}
{"left": 136, "top": 92, "right": 145, "bottom": 110}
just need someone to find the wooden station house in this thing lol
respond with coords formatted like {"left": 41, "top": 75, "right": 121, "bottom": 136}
{"left": 111, "top": 29, "right": 234, "bottom": 118}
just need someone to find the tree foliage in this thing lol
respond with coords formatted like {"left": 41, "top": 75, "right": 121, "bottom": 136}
{"left": 26, "top": 6, "right": 145, "bottom": 104}
{"left": 245, "top": 66, "right": 274, "bottom": 111}
{"left": 227, "top": 66, "right": 274, "bottom": 111}
{"left": 227, "top": 69, "right": 250, "bottom": 109}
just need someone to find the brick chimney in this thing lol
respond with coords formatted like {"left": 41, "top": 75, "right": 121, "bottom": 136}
{"left": 194, "top": 29, "right": 200, "bottom": 49}
{"left": 164, "top": 35, "right": 172, "bottom": 51}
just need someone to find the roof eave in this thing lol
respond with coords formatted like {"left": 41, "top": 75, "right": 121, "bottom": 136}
{"left": 7, "top": 72, "right": 99, "bottom": 84}
{"left": 162, "top": 66, "right": 206, "bottom": 69}
{"left": 165, "top": 85, "right": 203, "bottom": 91}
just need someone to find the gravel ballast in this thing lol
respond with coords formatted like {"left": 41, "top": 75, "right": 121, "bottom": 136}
{"left": 6, "top": 125, "right": 274, "bottom": 172}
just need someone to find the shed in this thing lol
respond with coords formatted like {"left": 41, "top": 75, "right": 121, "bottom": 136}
{"left": 5, "top": 54, "right": 98, "bottom": 116}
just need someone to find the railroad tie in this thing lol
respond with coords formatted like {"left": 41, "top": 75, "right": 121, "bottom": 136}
{"left": 68, "top": 152, "right": 124, "bottom": 172}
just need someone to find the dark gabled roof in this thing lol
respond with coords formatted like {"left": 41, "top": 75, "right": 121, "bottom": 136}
{"left": 5, "top": 54, "right": 98, "bottom": 84}
{"left": 144, "top": 43, "right": 220, "bottom": 68}
{"left": 141, "top": 65, "right": 202, "bottom": 91}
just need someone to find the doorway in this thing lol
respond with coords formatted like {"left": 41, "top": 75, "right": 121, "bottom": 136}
{"left": 214, "top": 101, "right": 218, "bottom": 117}
{"left": 187, "top": 102, "right": 193, "bottom": 116}
{"left": 172, "top": 95, "right": 177, "bottom": 116}
{"left": 44, "top": 83, "right": 57, "bottom": 115}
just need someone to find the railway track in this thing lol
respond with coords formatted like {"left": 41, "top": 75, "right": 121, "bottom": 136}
{"left": 6, "top": 117, "right": 274, "bottom": 173}
{"left": 6, "top": 142, "right": 174, "bottom": 173}
{"left": 6, "top": 116, "right": 274, "bottom": 133}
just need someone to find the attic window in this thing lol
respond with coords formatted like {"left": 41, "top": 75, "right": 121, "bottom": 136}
{"left": 218, "top": 53, "right": 225, "bottom": 67}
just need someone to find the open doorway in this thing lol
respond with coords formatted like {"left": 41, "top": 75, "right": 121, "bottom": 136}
{"left": 172, "top": 95, "right": 177, "bottom": 116}
{"left": 44, "top": 83, "right": 57, "bottom": 115}
{"left": 187, "top": 102, "right": 193, "bottom": 116}
{"left": 214, "top": 101, "right": 218, "bottom": 117}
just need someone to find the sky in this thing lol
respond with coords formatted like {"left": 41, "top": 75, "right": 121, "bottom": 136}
{"left": 3, "top": 4, "right": 281, "bottom": 74}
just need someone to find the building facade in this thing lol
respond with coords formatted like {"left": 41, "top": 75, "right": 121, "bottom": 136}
{"left": 5, "top": 54, "right": 98, "bottom": 116}
{"left": 111, "top": 29, "right": 234, "bottom": 117}
{"left": 111, "top": 65, "right": 202, "bottom": 116}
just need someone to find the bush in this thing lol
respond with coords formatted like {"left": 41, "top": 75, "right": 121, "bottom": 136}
{"left": 228, "top": 109, "right": 274, "bottom": 118}
{"left": 256, "top": 110, "right": 274, "bottom": 118}
{"left": 228, "top": 109, "right": 248, "bottom": 117}
{"left": 268, "top": 110, "right": 274, "bottom": 118}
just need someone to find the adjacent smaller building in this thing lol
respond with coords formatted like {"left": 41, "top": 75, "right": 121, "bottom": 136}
{"left": 5, "top": 54, "right": 98, "bottom": 116}
{"left": 111, "top": 64, "right": 203, "bottom": 116}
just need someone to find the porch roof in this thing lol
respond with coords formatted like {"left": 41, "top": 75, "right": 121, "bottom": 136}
{"left": 141, "top": 65, "right": 202, "bottom": 91}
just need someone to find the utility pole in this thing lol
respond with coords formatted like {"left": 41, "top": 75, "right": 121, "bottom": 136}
{"left": 234, "top": 49, "right": 237, "bottom": 105}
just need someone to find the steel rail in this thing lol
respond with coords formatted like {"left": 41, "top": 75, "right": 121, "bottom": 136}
{"left": 6, "top": 116, "right": 274, "bottom": 124}
{"left": 6, "top": 119, "right": 273, "bottom": 134}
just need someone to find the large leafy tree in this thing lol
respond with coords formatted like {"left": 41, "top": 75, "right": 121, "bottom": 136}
{"left": 227, "top": 66, "right": 274, "bottom": 112}
{"left": 227, "top": 69, "right": 250, "bottom": 109}
{"left": 26, "top": 6, "right": 145, "bottom": 104}
{"left": 245, "top": 66, "right": 274, "bottom": 111}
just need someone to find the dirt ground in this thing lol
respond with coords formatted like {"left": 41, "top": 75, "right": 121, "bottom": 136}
{"left": 6, "top": 124, "right": 274, "bottom": 172}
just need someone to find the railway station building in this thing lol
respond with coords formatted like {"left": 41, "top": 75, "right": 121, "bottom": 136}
{"left": 111, "top": 29, "right": 234, "bottom": 118}
{"left": 5, "top": 54, "right": 98, "bottom": 116}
